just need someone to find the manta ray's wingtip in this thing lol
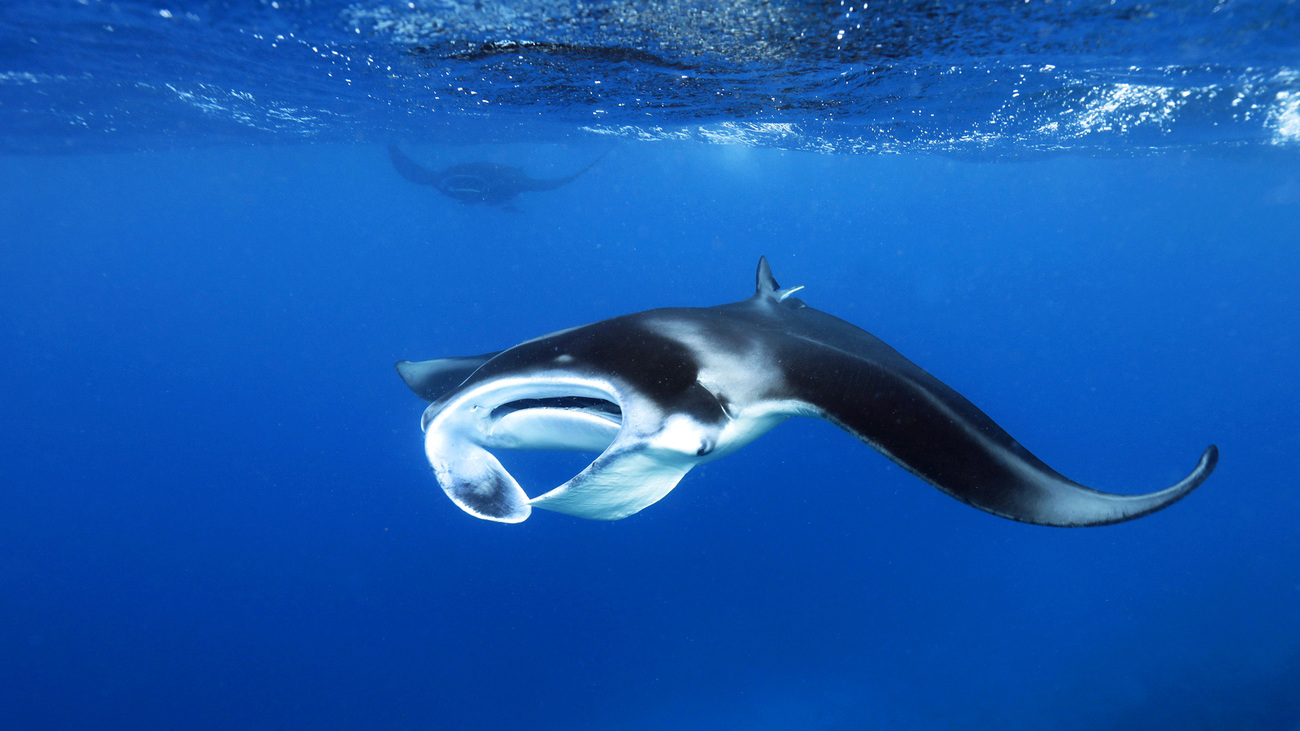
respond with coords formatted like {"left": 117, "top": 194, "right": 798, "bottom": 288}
{"left": 1175, "top": 444, "right": 1218, "bottom": 497}
{"left": 1201, "top": 444, "right": 1220, "bottom": 473}
{"left": 1172, "top": 444, "right": 1218, "bottom": 499}
{"left": 1130, "top": 443, "right": 1219, "bottom": 521}
{"left": 1030, "top": 444, "right": 1219, "bottom": 528}
{"left": 1158, "top": 443, "right": 1218, "bottom": 504}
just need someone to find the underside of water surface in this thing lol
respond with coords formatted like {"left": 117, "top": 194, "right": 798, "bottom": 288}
{"left": 2, "top": 0, "right": 1298, "bottom": 154}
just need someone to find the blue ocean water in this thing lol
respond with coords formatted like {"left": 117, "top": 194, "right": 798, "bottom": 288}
{"left": 2, "top": 2, "right": 1299, "bottom": 729}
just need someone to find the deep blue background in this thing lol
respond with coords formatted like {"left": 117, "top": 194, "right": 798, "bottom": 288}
{"left": 2, "top": 144, "right": 1298, "bottom": 729}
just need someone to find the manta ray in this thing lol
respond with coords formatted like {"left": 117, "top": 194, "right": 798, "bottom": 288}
{"left": 387, "top": 144, "right": 606, "bottom": 206}
{"left": 397, "top": 258, "right": 1217, "bottom": 526}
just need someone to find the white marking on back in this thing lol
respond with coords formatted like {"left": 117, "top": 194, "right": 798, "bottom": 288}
{"left": 645, "top": 318, "right": 785, "bottom": 408}
{"left": 643, "top": 317, "right": 805, "bottom": 456}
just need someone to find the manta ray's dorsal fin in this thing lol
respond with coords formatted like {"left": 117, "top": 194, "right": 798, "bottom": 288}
{"left": 754, "top": 256, "right": 805, "bottom": 303}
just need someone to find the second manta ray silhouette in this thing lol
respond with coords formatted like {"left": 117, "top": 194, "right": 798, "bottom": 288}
{"left": 388, "top": 143, "right": 606, "bottom": 206}
{"left": 397, "top": 258, "right": 1217, "bottom": 525}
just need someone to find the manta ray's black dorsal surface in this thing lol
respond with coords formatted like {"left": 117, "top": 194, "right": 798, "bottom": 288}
{"left": 398, "top": 257, "right": 1217, "bottom": 525}
{"left": 387, "top": 144, "right": 606, "bottom": 207}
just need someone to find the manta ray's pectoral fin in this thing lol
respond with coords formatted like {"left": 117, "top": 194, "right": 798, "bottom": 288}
{"left": 396, "top": 353, "right": 501, "bottom": 403}
{"left": 520, "top": 148, "right": 611, "bottom": 192}
{"left": 964, "top": 445, "right": 1218, "bottom": 527}
{"left": 790, "top": 342, "right": 1217, "bottom": 527}
{"left": 387, "top": 144, "right": 445, "bottom": 186}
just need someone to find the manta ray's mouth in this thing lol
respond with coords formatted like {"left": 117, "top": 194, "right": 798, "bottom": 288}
{"left": 480, "top": 393, "right": 626, "bottom": 507}
{"left": 420, "top": 376, "right": 634, "bottom": 521}
{"left": 490, "top": 396, "right": 622, "bottom": 422}
{"left": 441, "top": 175, "right": 488, "bottom": 194}
{"left": 473, "top": 388, "right": 625, "bottom": 457}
